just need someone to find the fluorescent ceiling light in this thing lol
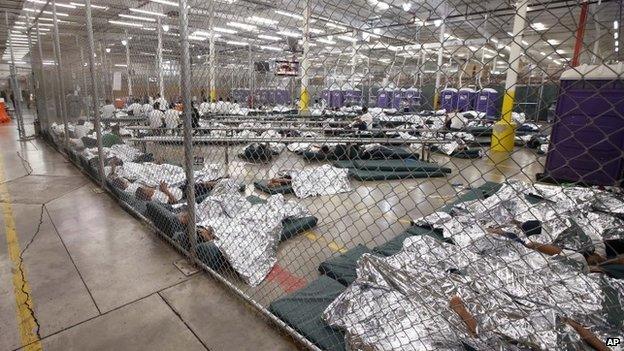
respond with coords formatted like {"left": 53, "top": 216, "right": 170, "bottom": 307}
{"left": 70, "top": 2, "right": 108, "bottom": 10}
{"left": 258, "top": 34, "right": 281, "bottom": 41}
{"left": 129, "top": 8, "right": 166, "bottom": 17}
{"left": 490, "top": 37, "right": 499, "bottom": 43}
{"left": 540, "top": 51, "right": 546, "bottom": 56}
{"left": 336, "top": 35, "right": 357, "bottom": 43}
{"left": 188, "top": 35, "right": 207, "bottom": 41}
{"left": 114, "top": 64, "right": 127, "bottom": 67}
{"left": 119, "top": 14, "right": 156, "bottom": 22}
{"left": 27, "top": 0, "right": 75, "bottom": 9}
{"left": 213, "top": 27, "right": 237, "bottom": 34}
{"left": 274, "top": 10, "right": 303, "bottom": 20}
{"left": 521, "top": 40, "right": 528, "bottom": 45}
{"left": 433, "top": 19, "right": 442, "bottom": 27}
{"left": 151, "top": 0, "right": 178, "bottom": 6}
{"left": 226, "top": 22, "right": 257, "bottom": 31}
{"left": 373, "top": 28, "right": 381, "bottom": 35}
{"left": 530, "top": 22, "right": 547, "bottom": 31}
{"left": 277, "top": 30, "right": 300, "bottom": 38}
{"left": 247, "top": 16, "right": 278, "bottom": 25}
{"left": 226, "top": 40, "right": 248, "bottom": 46}
{"left": 402, "top": 2, "right": 411, "bottom": 11}
{"left": 24, "top": 8, "right": 69, "bottom": 17}
{"left": 260, "top": 45, "right": 282, "bottom": 51}
{"left": 547, "top": 39, "right": 559, "bottom": 45}
{"left": 308, "top": 28, "right": 324, "bottom": 34}
{"left": 108, "top": 20, "right": 143, "bottom": 28}
{"left": 614, "top": 21, "right": 619, "bottom": 30}
{"left": 556, "top": 49, "right": 565, "bottom": 54}
{"left": 316, "top": 38, "right": 336, "bottom": 45}
{"left": 326, "top": 22, "right": 346, "bottom": 30}
{"left": 369, "top": 0, "right": 390, "bottom": 10}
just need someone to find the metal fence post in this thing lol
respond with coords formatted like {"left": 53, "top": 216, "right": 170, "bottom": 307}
{"left": 4, "top": 11, "right": 26, "bottom": 140}
{"left": 84, "top": 0, "right": 106, "bottom": 186}
{"left": 35, "top": 23, "right": 49, "bottom": 133}
{"left": 178, "top": 0, "right": 198, "bottom": 261}
{"left": 52, "top": 0, "right": 70, "bottom": 150}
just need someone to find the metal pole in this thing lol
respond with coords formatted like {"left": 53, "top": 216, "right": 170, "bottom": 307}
{"left": 84, "top": 0, "right": 106, "bottom": 186}
{"left": 52, "top": 1, "right": 70, "bottom": 150}
{"left": 299, "top": 0, "right": 311, "bottom": 114}
{"left": 491, "top": 0, "right": 529, "bottom": 152}
{"left": 5, "top": 12, "right": 26, "bottom": 140}
{"left": 157, "top": 17, "right": 165, "bottom": 99}
{"left": 25, "top": 15, "right": 37, "bottom": 124}
{"left": 99, "top": 42, "right": 109, "bottom": 101}
{"left": 77, "top": 36, "right": 90, "bottom": 117}
{"left": 571, "top": 0, "right": 589, "bottom": 67}
{"left": 433, "top": 13, "right": 446, "bottom": 109}
{"left": 35, "top": 23, "right": 49, "bottom": 132}
{"left": 209, "top": 8, "right": 216, "bottom": 102}
{"left": 178, "top": 0, "right": 198, "bottom": 261}
{"left": 125, "top": 30, "right": 133, "bottom": 97}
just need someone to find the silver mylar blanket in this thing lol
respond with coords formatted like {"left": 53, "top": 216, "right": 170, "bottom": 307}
{"left": 324, "top": 181, "right": 624, "bottom": 350}
{"left": 197, "top": 180, "right": 310, "bottom": 286}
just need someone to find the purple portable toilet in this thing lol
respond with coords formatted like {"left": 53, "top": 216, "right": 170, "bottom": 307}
{"left": 457, "top": 87, "right": 477, "bottom": 111}
{"left": 275, "top": 89, "right": 290, "bottom": 105}
{"left": 320, "top": 89, "right": 330, "bottom": 106}
{"left": 391, "top": 88, "right": 404, "bottom": 110}
{"left": 475, "top": 88, "right": 499, "bottom": 116}
{"left": 376, "top": 88, "right": 394, "bottom": 108}
{"left": 328, "top": 84, "right": 344, "bottom": 109}
{"left": 543, "top": 63, "right": 624, "bottom": 186}
{"left": 440, "top": 87, "right": 458, "bottom": 112}
{"left": 342, "top": 83, "right": 362, "bottom": 106}
{"left": 403, "top": 87, "right": 421, "bottom": 112}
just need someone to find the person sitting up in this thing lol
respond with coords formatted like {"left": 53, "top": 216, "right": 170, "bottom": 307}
{"left": 199, "top": 98, "right": 211, "bottom": 116}
{"left": 164, "top": 103, "right": 181, "bottom": 132}
{"left": 349, "top": 106, "right": 373, "bottom": 130}
{"left": 445, "top": 112, "right": 468, "bottom": 131}
{"left": 127, "top": 98, "right": 142, "bottom": 116}
{"left": 154, "top": 94, "right": 167, "bottom": 111}
{"left": 230, "top": 99, "right": 241, "bottom": 115}
{"left": 148, "top": 102, "right": 165, "bottom": 133}
{"left": 142, "top": 97, "right": 154, "bottom": 116}
{"left": 101, "top": 99, "right": 116, "bottom": 119}
{"left": 214, "top": 97, "right": 226, "bottom": 114}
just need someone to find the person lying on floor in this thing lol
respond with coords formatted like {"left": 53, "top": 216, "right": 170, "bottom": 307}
{"left": 267, "top": 172, "right": 292, "bottom": 187}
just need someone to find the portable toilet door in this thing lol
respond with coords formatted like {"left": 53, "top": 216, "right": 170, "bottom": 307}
{"left": 391, "top": 88, "right": 404, "bottom": 110}
{"left": 275, "top": 89, "right": 290, "bottom": 105}
{"left": 403, "top": 87, "right": 421, "bottom": 112}
{"left": 457, "top": 87, "right": 477, "bottom": 111}
{"left": 329, "top": 85, "right": 344, "bottom": 109}
{"left": 543, "top": 63, "right": 624, "bottom": 186}
{"left": 475, "top": 88, "right": 499, "bottom": 117}
{"left": 440, "top": 88, "right": 458, "bottom": 112}
{"left": 376, "top": 88, "right": 394, "bottom": 108}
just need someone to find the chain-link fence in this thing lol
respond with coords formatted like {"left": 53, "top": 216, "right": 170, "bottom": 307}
{"left": 3, "top": 0, "right": 624, "bottom": 349}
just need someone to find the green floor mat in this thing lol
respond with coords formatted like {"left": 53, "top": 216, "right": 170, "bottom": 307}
{"left": 318, "top": 244, "right": 372, "bottom": 286}
{"left": 335, "top": 159, "right": 451, "bottom": 173}
{"left": 253, "top": 180, "right": 294, "bottom": 195}
{"left": 602, "top": 264, "right": 624, "bottom": 280}
{"left": 269, "top": 276, "right": 347, "bottom": 351}
{"left": 348, "top": 168, "right": 447, "bottom": 181}
{"left": 431, "top": 146, "right": 483, "bottom": 159}
{"left": 465, "top": 126, "right": 493, "bottom": 137}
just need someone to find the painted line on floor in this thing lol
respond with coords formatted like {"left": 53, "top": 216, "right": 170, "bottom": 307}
{"left": 0, "top": 153, "right": 43, "bottom": 351}
{"left": 303, "top": 230, "right": 347, "bottom": 253}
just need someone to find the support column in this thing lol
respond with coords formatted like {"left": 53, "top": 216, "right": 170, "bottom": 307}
{"left": 77, "top": 36, "right": 90, "bottom": 116}
{"left": 491, "top": 0, "right": 529, "bottom": 152}
{"left": 124, "top": 30, "right": 133, "bottom": 97}
{"left": 85, "top": 0, "right": 106, "bottom": 185}
{"left": 209, "top": 8, "right": 217, "bottom": 102}
{"left": 433, "top": 20, "right": 446, "bottom": 110}
{"left": 157, "top": 17, "right": 165, "bottom": 99}
{"left": 35, "top": 23, "right": 49, "bottom": 131}
{"left": 178, "top": 0, "right": 198, "bottom": 261}
{"left": 5, "top": 12, "right": 25, "bottom": 139}
{"left": 52, "top": 1, "right": 70, "bottom": 149}
{"left": 571, "top": 0, "right": 589, "bottom": 67}
{"left": 299, "top": 0, "right": 311, "bottom": 114}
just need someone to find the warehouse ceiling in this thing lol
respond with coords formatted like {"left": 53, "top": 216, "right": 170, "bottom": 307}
{"left": 0, "top": 0, "right": 621, "bottom": 81}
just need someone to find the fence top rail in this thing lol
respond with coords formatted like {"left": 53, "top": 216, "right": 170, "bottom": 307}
{"left": 122, "top": 126, "right": 429, "bottom": 133}
{"left": 128, "top": 136, "right": 451, "bottom": 145}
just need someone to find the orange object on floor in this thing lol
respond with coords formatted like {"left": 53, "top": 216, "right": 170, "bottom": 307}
{"left": 0, "top": 102, "right": 11, "bottom": 123}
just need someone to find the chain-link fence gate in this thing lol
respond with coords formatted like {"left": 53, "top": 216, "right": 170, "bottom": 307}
{"left": 3, "top": 0, "right": 624, "bottom": 349}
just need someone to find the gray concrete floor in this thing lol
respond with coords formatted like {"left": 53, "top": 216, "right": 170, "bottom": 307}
{"left": 1, "top": 109, "right": 546, "bottom": 351}
{"left": 0, "top": 112, "right": 301, "bottom": 351}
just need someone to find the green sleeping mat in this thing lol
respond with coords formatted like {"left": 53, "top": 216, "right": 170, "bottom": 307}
{"left": 465, "top": 126, "right": 493, "bottom": 137}
{"left": 334, "top": 159, "right": 451, "bottom": 173}
{"left": 359, "top": 146, "right": 419, "bottom": 160}
{"left": 253, "top": 180, "right": 294, "bottom": 195}
{"left": 430, "top": 146, "right": 483, "bottom": 159}
{"left": 192, "top": 215, "right": 318, "bottom": 270}
{"left": 269, "top": 276, "right": 347, "bottom": 351}
{"left": 602, "top": 265, "right": 624, "bottom": 280}
{"left": 348, "top": 168, "right": 447, "bottom": 181}
{"left": 318, "top": 244, "right": 372, "bottom": 286}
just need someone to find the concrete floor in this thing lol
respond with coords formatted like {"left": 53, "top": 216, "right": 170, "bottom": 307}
{"left": 1, "top": 110, "right": 546, "bottom": 351}
{"left": 0, "top": 112, "right": 301, "bottom": 351}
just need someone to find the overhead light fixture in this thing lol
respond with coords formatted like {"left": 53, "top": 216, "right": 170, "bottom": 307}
{"left": 336, "top": 35, "right": 357, "bottom": 43}
{"left": 70, "top": 2, "right": 109, "bottom": 10}
{"left": 540, "top": 51, "right": 546, "bottom": 56}
{"left": 372, "top": 28, "right": 381, "bottom": 35}
{"left": 277, "top": 30, "right": 301, "bottom": 38}
{"left": 121, "top": 39, "right": 128, "bottom": 45}
{"left": 556, "top": 49, "right": 565, "bottom": 54}
{"left": 402, "top": 2, "right": 411, "bottom": 11}
{"left": 106, "top": 47, "right": 111, "bottom": 53}
{"left": 109, "top": 20, "right": 143, "bottom": 28}
{"left": 114, "top": 64, "right": 128, "bottom": 67}
{"left": 614, "top": 21, "right": 619, "bottom": 30}
{"left": 247, "top": 16, "right": 278, "bottom": 25}
{"left": 129, "top": 8, "right": 166, "bottom": 17}
{"left": 27, "top": 0, "right": 76, "bottom": 9}
{"left": 369, "top": 0, "right": 390, "bottom": 11}
{"left": 490, "top": 37, "right": 499, "bottom": 43}
{"left": 530, "top": 22, "right": 547, "bottom": 31}
{"left": 226, "top": 22, "right": 257, "bottom": 31}
{"left": 547, "top": 39, "right": 559, "bottom": 45}
{"left": 226, "top": 40, "right": 248, "bottom": 46}
{"left": 308, "top": 28, "right": 324, "bottom": 34}
{"left": 326, "top": 22, "right": 346, "bottom": 30}
{"left": 24, "top": 8, "right": 69, "bottom": 17}
{"left": 150, "top": 0, "right": 178, "bottom": 6}
{"left": 260, "top": 45, "right": 282, "bottom": 51}
{"left": 213, "top": 27, "right": 237, "bottom": 34}
{"left": 162, "top": 24, "right": 170, "bottom": 32}
{"left": 433, "top": 19, "right": 442, "bottom": 27}
{"left": 258, "top": 34, "right": 281, "bottom": 41}
{"left": 274, "top": 10, "right": 303, "bottom": 20}
{"left": 119, "top": 14, "right": 156, "bottom": 22}
{"left": 188, "top": 35, "right": 207, "bottom": 41}
{"left": 521, "top": 40, "right": 528, "bottom": 45}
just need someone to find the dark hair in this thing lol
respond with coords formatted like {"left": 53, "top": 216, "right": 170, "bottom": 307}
{"left": 361, "top": 106, "right": 368, "bottom": 113}
{"left": 153, "top": 101, "right": 160, "bottom": 110}
{"left": 105, "top": 99, "right": 111, "bottom": 104}
{"left": 135, "top": 187, "right": 152, "bottom": 201}
{"left": 110, "top": 177, "right": 128, "bottom": 190}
